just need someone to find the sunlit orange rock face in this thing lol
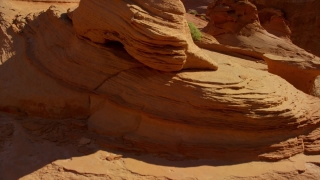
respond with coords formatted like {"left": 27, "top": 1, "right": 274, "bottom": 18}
{"left": 203, "top": 0, "right": 320, "bottom": 94}
{"left": 71, "top": 0, "right": 218, "bottom": 72}
{"left": 1, "top": 0, "right": 320, "bottom": 179}
{"left": 0, "top": 0, "right": 318, "bottom": 162}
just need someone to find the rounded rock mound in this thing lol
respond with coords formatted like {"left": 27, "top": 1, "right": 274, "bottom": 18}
{"left": 1, "top": 2, "right": 320, "bottom": 162}
{"left": 71, "top": 0, "right": 218, "bottom": 72}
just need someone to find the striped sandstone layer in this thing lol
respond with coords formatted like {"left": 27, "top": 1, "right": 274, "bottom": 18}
{"left": 71, "top": 0, "right": 218, "bottom": 72}
{"left": 1, "top": 6, "right": 318, "bottom": 161}
{"left": 202, "top": 0, "right": 320, "bottom": 93}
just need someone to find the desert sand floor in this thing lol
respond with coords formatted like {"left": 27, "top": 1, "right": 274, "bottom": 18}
{"left": 2, "top": 112, "right": 320, "bottom": 180}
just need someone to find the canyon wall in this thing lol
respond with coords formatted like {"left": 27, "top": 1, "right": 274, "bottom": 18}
{"left": 250, "top": 0, "right": 320, "bottom": 57}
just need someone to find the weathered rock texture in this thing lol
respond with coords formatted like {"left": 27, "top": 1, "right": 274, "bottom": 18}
{"left": 2, "top": 112, "right": 320, "bottom": 180}
{"left": 250, "top": 0, "right": 320, "bottom": 57}
{"left": 257, "top": 7, "right": 291, "bottom": 39}
{"left": 71, "top": 0, "right": 218, "bottom": 72}
{"left": 1, "top": 0, "right": 320, "bottom": 179}
{"left": 205, "top": 0, "right": 261, "bottom": 36}
{"left": 2, "top": 5, "right": 318, "bottom": 162}
{"left": 203, "top": 0, "right": 320, "bottom": 93}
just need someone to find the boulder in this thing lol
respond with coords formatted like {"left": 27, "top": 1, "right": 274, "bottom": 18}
{"left": 71, "top": 0, "right": 218, "bottom": 72}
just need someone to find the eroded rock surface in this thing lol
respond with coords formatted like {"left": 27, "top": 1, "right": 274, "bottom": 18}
{"left": 1, "top": 0, "right": 320, "bottom": 179}
{"left": 203, "top": 0, "right": 320, "bottom": 93}
{"left": 205, "top": 0, "right": 261, "bottom": 36}
{"left": 71, "top": 0, "right": 218, "bottom": 72}
{"left": 250, "top": 0, "right": 320, "bottom": 57}
{"left": 4, "top": 5, "right": 319, "bottom": 162}
{"left": 257, "top": 7, "right": 291, "bottom": 39}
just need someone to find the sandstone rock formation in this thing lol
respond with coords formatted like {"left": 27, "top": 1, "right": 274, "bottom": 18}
{"left": 205, "top": 0, "right": 261, "bottom": 36}
{"left": 203, "top": 0, "right": 320, "bottom": 93}
{"left": 71, "top": 0, "right": 218, "bottom": 72}
{"left": 4, "top": 4, "right": 319, "bottom": 161}
{"left": 257, "top": 7, "right": 291, "bottom": 39}
{"left": 1, "top": 0, "right": 320, "bottom": 179}
{"left": 250, "top": 0, "right": 320, "bottom": 57}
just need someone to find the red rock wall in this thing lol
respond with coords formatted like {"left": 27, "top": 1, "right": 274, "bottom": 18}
{"left": 250, "top": 0, "right": 320, "bottom": 57}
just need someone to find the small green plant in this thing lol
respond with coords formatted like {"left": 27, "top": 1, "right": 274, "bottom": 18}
{"left": 188, "top": 22, "right": 202, "bottom": 41}
{"left": 187, "top": 9, "right": 198, "bottom": 15}
{"left": 200, "top": 16, "right": 207, "bottom": 21}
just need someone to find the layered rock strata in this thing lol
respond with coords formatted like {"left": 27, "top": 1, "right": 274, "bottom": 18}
{"left": 203, "top": 0, "right": 320, "bottom": 93}
{"left": 71, "top": 0, "right": 218, "bottom": 72}
{"left": 1, "top": 5, "right": 318, "bottom": 161}
{"left": 249, "top": 0, "right": 320, "bottom": 57}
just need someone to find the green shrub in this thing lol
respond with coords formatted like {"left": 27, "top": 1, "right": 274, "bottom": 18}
{"left": 200, "top": 15, "right": 207, "bottom": 21}
{"left": 188, "top": 22, "right": 202, "bottom": 41}
{"left": 187, "top": 9, "right": 198, "bottom": 15}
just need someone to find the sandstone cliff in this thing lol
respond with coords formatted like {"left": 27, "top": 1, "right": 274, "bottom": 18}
{"left": 250, "top": 0, "right": 320, "bottom": 57}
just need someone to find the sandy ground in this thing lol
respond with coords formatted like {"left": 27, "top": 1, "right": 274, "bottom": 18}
{"left": 1, "top": 112, "right": 320, "bottom": 180}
